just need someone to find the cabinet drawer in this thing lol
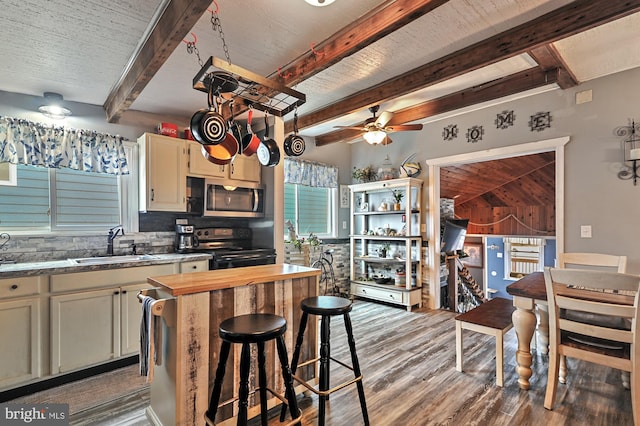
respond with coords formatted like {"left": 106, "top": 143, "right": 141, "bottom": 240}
{"left": 0, "top": 276, "right": 43, "bottom": 299}
{"left": 50, "top": 264, "right": 176, "bottom": 293}
{"left": 352, "top": 284, "right": 403, "bottom": 304}
{"left": 179, "top": 260, "right": 209, "bottom": 273}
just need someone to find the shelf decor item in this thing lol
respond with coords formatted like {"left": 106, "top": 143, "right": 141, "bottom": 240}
{"left": 352, "top": 165, "right": 377, "bottom": 183}
{"left": 392, "top": 190, "right": 403, "bottom": 210}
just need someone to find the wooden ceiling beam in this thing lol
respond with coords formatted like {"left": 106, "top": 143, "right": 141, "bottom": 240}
{"left": 296, "top": 0, "right": 640, "bottom": 133}
{"left": 528, "top": 44, "right": 579, "bottom": 89}
{"left": 269, "top": 0, "right": 451, "bottom": 87}
{"left": 315, "top": 66, "right": 559, "bottom": 146}
{"left": 103, "top": 0, "right": 212, "bottom": 123}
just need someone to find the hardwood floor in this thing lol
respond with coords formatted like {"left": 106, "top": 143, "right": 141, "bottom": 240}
{"left": 43, "top": 300, "right": 634, "bottom": 425}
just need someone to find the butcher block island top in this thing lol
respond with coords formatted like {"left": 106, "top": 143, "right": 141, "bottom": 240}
{"left": 143, "top": 263, "right": 320, "bottom": 426}
{"left": 147, "top": 263, "right": 320, "bottom": 296}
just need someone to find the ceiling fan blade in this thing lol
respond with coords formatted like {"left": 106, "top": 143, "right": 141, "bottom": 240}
{"left": 385, "top": 124, "right": 424, "bottom": 132}
{"left": 375, "top": 111, "right": 394, "bottom": 128}
{"left": 333, "top": 125, "right": 365, "bottom": 130}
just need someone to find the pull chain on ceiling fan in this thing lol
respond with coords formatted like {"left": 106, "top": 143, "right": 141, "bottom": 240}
{"left": 334, "top": 105, "right": 423, "bottom": 144}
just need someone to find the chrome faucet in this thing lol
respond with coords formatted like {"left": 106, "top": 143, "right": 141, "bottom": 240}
{"left": 107, "top": 225, "right": 124, "bottom": 256}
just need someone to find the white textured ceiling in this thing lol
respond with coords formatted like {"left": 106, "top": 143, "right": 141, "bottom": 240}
{"left": 1, "top": 0, "right": 639, "bottom": 139}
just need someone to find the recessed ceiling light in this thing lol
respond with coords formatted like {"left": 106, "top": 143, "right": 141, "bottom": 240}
{"left": 304, "top": 0, "right": 336, "bottom": 7}
{"left": 38, "top": 92, "right": 72, "bottom": 119}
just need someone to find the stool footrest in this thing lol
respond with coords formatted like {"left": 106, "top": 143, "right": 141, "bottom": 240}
{"left": 292, "top": 372, "right": 363, "bottom": 397}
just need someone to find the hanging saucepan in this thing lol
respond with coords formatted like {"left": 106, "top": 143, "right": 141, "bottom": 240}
{"left": 228, "top": 101, "right": 244, "bottom": 153}
{"left": 190, "top": 78, "right": 227, "bottom": 145}
{"left": 201, "top": 130, "right": 239, "bottom": 165}
{"left": 242, "top": 108, "right": 261, "bottom": 156}
{"left": 283, "top": 111, "right": 305, "bottom": 156}
{"left": 257, "top": 114, "right": 280, "bottom": 167}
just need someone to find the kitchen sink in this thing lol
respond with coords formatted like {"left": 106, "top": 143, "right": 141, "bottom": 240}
{"left": 68, "top": 254, "right": 160, "bottom": 265}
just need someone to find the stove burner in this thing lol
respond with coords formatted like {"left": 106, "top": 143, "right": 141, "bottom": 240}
{"left": 190, "top": 227, "right": 276, "bottom": 269}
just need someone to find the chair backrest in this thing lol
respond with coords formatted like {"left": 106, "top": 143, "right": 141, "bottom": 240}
{"left": 544, "top": 267, "right": 640, "bottom": 370}
{"left": 558, "top": 252, "right": 627, "bottom": 273}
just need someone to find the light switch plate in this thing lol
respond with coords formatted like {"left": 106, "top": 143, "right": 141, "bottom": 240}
{"left": 580, "top": 225, "right": 592, "bottom": 238}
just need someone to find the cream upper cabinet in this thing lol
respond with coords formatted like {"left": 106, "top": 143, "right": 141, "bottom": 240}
{"left": 138, "top": 133, "right": 187, "bottom": 212}
{"left": 187, "top": 140, "right": 261, "bottom": 183}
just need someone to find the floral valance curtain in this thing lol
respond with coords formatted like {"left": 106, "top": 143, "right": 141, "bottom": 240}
{"left": 284, "top": 158, "right": 338, "bottom": 188}
{"left": 0, "top": 116, "right": 129, "bottom": 175}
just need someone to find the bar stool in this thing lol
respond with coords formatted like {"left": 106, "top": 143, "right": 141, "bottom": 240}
{"left": 204, "top": 313, "right": 301, "bottom": 426}
{"left": 281, "top": 296, "right": 369, "bottom": 426}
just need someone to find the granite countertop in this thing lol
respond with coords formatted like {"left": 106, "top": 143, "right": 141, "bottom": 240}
{"left": 0, "top": 253, "right": 212, "bottom": 279}
{"left": 147, "top": 263, "right": 320, "bottom": 296}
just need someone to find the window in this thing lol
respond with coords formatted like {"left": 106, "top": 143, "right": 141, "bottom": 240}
{"left": 0, "top": 142, "right": 138, "bottom": 233}
{"left": 284, "top": 183, "right": 336, "bottom": 238}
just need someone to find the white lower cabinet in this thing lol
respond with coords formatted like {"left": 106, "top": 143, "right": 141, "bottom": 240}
{"left": 0, "top": 297, "right": 41, "bottom": 388}
{"left": 121, "top": 283, "right": 150, "bottom": 356}
{"left": 50, "top": 288, "right": 120, "bottom": 374}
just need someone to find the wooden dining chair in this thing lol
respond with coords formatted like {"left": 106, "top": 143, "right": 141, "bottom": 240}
{"left": 543, "top": 267, "right": 639, "bottom": 424}
{"left": 557, "top": 252, "right": 629, "bottom": 385}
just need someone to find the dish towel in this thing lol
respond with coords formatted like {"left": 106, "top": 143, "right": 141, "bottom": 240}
{"left": 139, "top": 295, "right": 161, "bottom": 382}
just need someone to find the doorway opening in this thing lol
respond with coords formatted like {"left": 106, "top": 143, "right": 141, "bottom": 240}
{"left": 425, "top": 136, "right": 570, "bottom": 309}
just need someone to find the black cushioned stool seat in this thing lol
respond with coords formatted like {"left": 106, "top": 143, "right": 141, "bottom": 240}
{"left": 205, "top": 313, "right": 301, "bottom": 426}
{"left": 281, "top": 296, "right": 369, "bottom": 426}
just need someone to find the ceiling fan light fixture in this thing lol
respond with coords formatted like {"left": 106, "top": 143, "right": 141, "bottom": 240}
{"left": 38, "top": 92, "right": 72, "bottom": 119}
{"left": 363, "top": 130, "right": 386, "bottom": 145}
{"left": 304, "top": 0, "right": 336, "bottom": 6}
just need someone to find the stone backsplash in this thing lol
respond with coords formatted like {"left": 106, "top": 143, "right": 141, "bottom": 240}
{"left": 0, "top": 232, "right": 174, "bottom": 264}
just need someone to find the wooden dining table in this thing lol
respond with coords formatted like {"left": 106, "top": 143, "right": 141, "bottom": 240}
{"left": 505, "top": 271, "right": 549, "bottom": 390}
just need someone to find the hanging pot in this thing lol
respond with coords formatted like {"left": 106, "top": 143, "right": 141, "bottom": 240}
{"left": 257, "top": 114, "right": 280, "bottom": 167}
{"left": 283, "top": 111, "right": 306, "bottom": 156}
{"left": 228, "top": 101, "right": 244, "bottom": 153}
{"left": 201, "top": 131, "right": 239, "bottom": 165}
{"left": 190, "top": 81, "right": 227, "bottom": 145}
{"left": 242, "top": 108, "right": 261, "bottom": 156}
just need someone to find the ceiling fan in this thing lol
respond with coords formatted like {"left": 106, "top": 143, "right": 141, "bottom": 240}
{"left": 334, "top": 105, "right": 423, "bottom": 144}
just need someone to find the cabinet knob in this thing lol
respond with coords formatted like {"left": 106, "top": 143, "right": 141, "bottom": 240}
{"left": 121, "top": 290, "right": 127, "bottom": 294}
{"left": 10, "top": 284, "right": 18, "bottom": 290}
{"left": 114, "top": 291, "right": 120, "bottom": 295}
{"left": 191, "top": 265, "right": 197, "bottom": 269}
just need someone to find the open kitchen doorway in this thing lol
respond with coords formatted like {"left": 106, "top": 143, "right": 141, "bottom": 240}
{"left": 425, "top": 136, "right": 570, "bottom": 310}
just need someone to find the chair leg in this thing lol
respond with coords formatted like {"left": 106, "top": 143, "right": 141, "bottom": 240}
{"left": 495, "top": 331, "right": 504, "bottom": 387}
{"left": 205, "top": 341, "right": 231, "bottom": 425}
{"left": 455, "top": 321, "right": 463, "bottom": 372}
{"left": 631, "top": 369, "right": 639, "bottom": 426}
{"left": 237, "top": 343, "right": 251, "bottom": 425}
{"left": 544, "top": 348, "right": 560, "bottom": 410}
{"left": 318, "top": 314, "right": 331, "bottom": 426}
{"left": 280, "top": 312, "right": 308, "bottom": 422}
{"left": 344, "top": 312, "right": 369, "bottom": 426}
{"left": 257, "top": 341, "right": 269, "bottom": 426}
{"left": 276, "top": 335, "right": 301, "bottom": 425}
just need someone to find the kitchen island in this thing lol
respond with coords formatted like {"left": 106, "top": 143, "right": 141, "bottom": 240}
{"left": 144, "top": 263, "right": 320, "bottom": 426}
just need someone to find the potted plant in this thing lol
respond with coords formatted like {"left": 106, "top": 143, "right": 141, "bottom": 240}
{"left": 391, "top": 190, "right": 403, "bottom": 210}
{"left": 379, "top": 242, "right": 391, "bottom": 258}
{"left": 352, "top": 166, "right": 378, "bottom": 183}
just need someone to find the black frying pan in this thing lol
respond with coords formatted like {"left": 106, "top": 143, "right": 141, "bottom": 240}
{"left": 190, "top": 81, "right": 227, "bottom": 145}
{"left": 257, "top": 114, "right": 280, "bottom": 167}
{"left": 284, "top": 111, "right": 305, "bottom": 156}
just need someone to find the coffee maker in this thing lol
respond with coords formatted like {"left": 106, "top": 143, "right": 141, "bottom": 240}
{"left": 175, "top": 224, "right": 197, "bottom": 253}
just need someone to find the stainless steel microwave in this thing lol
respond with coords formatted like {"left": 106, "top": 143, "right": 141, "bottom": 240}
{"left": 204, "top": 180, "right": 265, "bottom": 217}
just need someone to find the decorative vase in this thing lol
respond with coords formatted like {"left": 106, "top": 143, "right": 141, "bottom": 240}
{"left": 393, "top": 203, "right": 401, "bottom": 211}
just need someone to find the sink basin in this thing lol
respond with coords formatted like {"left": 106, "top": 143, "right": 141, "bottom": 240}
{"left": 68, "top": 254, "right": 160, "bottom": 265}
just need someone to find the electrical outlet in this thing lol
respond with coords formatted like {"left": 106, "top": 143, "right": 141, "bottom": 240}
{"left": 420, "top": 224, "right": 426, "bottom": 233}
{"left": 580, "top": 225, "right": 592, "bottom": 238}
{"left": 342, "top": 221, "right": 347, "bottom": 230}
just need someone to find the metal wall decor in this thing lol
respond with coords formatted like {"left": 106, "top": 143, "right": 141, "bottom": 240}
{"left": 466, "top": 125, "right": 484, "bottom": 143}
{"left": 615, "top": 119, "right": 640, "bottom": 185}
{"left": 529, "top": 112, "right": 552, "bottom": 132}
{"left": 442, "top": 124, "right": 458, "bottom": 141}
{"left": 495, "top": 110, "right": 516, "bottom": 129}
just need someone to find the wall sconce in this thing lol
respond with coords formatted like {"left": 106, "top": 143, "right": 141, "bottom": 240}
{"left": 615, "top": 119, "right": 640, "bottom": 185}
{"left": 38, "top": 92, "right": 72, "bottom": 120}
{"left": 363, "top": 130, "right": 387, "bottom": 145}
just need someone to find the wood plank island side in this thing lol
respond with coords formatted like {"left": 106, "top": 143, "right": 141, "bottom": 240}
{"left": 144, "top": 264, "right": 321, "bottom": 426}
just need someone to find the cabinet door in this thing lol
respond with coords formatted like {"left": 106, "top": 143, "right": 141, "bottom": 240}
{"left": 141, "top": 134, "right": 187, "bottom": 211}
{"left": 50, "top": 289, "right": 120, "bottom": 374}
{"left": 187, "top": 140, "right": 226, "bottom": 178}
{"left": 0, "top": 298, "right": 40, "bottom": 389}
{"left": 120, "top": 283, "right": 149, "bottom": 356}
{"left": 230, "top": 155, "right": 261, "bottom": 182}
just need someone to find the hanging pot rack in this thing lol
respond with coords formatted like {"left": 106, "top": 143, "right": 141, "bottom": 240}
{"left": 192, "top": 56, "right": 306, "bottom": 117}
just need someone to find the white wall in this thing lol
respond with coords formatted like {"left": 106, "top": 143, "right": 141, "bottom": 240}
{"left": 348, "top": 66, "right": 640, "bottom": 274}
